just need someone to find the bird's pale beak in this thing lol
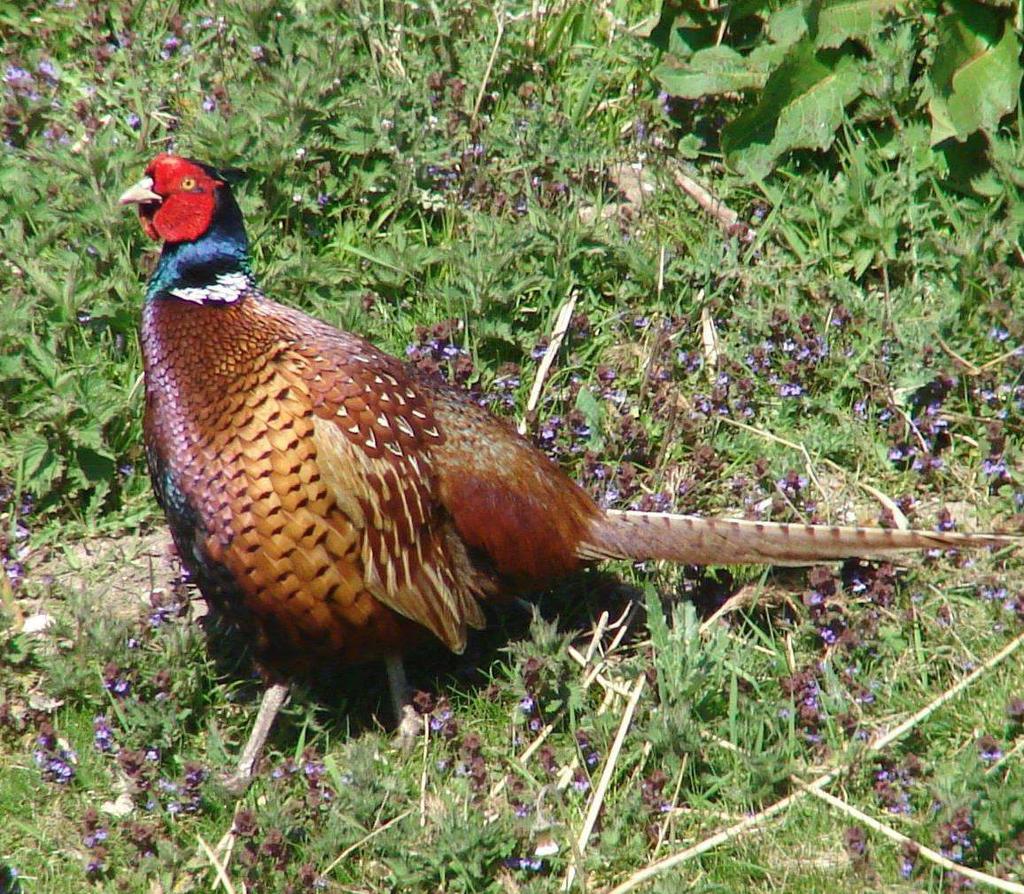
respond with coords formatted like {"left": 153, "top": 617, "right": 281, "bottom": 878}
{"left": 118, "top": 176, "right": 161, "bottom": 206}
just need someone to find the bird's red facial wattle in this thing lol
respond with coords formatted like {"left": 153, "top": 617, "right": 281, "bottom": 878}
{"left": 118, "top": 154, "right": 224, "bottom": 243}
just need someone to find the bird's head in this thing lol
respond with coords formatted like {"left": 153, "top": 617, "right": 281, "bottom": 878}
{"left": 119, "top": 154, "right": 228, "bottom": 243}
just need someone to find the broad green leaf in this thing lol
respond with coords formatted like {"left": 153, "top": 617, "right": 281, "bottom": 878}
{"left": 767, "top": 4, "right": 809, "bottom": 47}
{"left": 807, "top": 0, "right": 904, "bottom": 49}
{"left": 18, "top": 437, "right": 61, "bottom": 491}
{"left": 722, "top": 41, "right": 863, "bottom": 179}
{"left": 74, "top": 445, "right": 115, "bottom": 483}
{"left": 653, "top": 45, "right": 767, "bottom": 97}
{"left": 655, "top": 41, "right": 795, "bottom": 99}
{"left": 928, "top": 3, "right": 1022, "bottom": 144}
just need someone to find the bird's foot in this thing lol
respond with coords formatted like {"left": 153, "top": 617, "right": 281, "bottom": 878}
{"left": 393, "top": 703, "right": 425, "bottom": 752}
{"left": 385, "top": 656, "right": 425, "bottom": 751}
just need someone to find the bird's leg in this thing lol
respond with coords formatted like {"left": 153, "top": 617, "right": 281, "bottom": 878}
{"left": 222, "top": 681, "right": 290, "bottom": 794}
{"left": 385, "top": 656, "right": 423, "bottom": 750}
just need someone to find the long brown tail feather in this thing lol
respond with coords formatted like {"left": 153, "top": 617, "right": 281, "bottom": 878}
{"left": 578, "top": 510, "right": 1019, "bottom": 566}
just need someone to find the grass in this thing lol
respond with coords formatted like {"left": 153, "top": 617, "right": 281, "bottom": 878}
{"left": 2, "top": 1, "right": 1023, "bottom": 892}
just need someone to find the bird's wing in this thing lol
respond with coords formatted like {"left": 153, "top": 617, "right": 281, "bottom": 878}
{"left": 288, "top": 335, "right": 488, "bottom": 653}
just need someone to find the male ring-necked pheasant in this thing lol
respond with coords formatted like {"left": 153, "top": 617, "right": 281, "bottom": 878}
{"left": 120, "top": 154, "right": 1016, "bottom": 789}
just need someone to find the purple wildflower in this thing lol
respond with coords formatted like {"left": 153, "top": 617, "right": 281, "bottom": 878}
{"left": 571, "top": 768, "right": 590, "bottom": 792}
{"left": 102, "top": 664, "right": 131, "bottom": 698}
{"left": 93, "top": 716, "right": 116, "bottom": 753}
{"left": 36, "top": 59, "right": 58, "bottom": 82}
{"left": 977, "top": 735, "right": 1002, "bottom": 763}
{"left": 503, "top": 856, "right": 543, "bottom": 872}
{"left": 34, "top": 724, "right": 76, "bottom": 785}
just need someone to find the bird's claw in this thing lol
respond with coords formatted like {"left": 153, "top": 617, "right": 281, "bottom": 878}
{"left": 393, "top": 704, "right": 424, "bottom": 752}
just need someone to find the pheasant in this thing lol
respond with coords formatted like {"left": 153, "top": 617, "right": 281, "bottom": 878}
{"left": 120, "top": 154, "right": 1016, "bottom": 789}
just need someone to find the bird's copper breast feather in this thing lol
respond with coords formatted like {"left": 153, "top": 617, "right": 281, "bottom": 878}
{"left": 141, "top": 299, "right": 430, "bottom": 667}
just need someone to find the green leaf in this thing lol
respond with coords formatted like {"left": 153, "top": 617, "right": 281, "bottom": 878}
{"left": 75, "top": 445, "right": 116, "bottom": 483}
{"left": 807, "top": 0, "right": 903, "bottom": 49}
{"left": 928, "top": 2, "right": 1023, "bottom": 145}
{"left": 676, "top": 132, "right": 703, "bottom": 159}
{"left": 574, "top": 386, "right": 605, "bottom": 450}
{"left": 722, "top": 41, "right": 863, "bottom": 179}
{"left": 654, "top": 45, "right": 767, "bottom": 98}
{"left": 766, "top": 4, "right": 809, "bottom": 47}
{"left": 18, "top": 436, "right": 61, "bottom": 491}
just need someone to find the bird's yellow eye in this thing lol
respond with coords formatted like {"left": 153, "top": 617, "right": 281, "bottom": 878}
{"left": 180, "top": 176, "right": 197, "bottom": 190}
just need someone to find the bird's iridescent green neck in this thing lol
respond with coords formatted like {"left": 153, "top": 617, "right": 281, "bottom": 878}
{"left": 145, "top": 188, "right": 254, "bottom": 302}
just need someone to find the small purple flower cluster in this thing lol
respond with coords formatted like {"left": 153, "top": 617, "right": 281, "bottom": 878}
{"left": 978, "top": 583, "right": 1024, "bottom": 623}
{"left": 477, "top": 364, "right": 521, "bottom": 413}
{"left": 158, "top": 17, "right": 193, "bottom": 60}
{"left": 739, "top": 309, "right": 833, "bottom": 404}
{"left": 0, "top": 485, "right": 32, "bottom": 593}
{"left": 639, "top": 769, "right": 672, "bottom": 842}
{"left": 81, "top": 808, "right": 108, "bottom": 878}
{"left": 108, "top": 738, "right": 209, "bottom": 816}
{"left": 801, "top": 565, "right": 849, "bottom": 649}
{"left": 872, "top": 754, "right": 923, "bottom": 816}
{"left": 969, "top": 367, "right": 1024, "bottom": 433}
{"left": 147, "top": 584, "right": 189, "bottom": 629}
{"left": 268, "top": 747, "right": 336, "bottom": 809}
{"left": 232, "top": 802, "right": 324, "bottom": 888}
{"left": 115, "top": 745, "right": 159, "bottom": 797}
{"left": 976, "top": 734, "right": 1003, "bottom": 763}
{"left": 774, "top": 469, "right": 822, "bottom": 520}
{"left": 506, "top": 774, "right": 533, "bottom": 818}
{"left": 405, "top": 319, "right": 474, "bottom": 385}
{"left": 33, "top": 721, "right": 76, "bottom": 785}
{"left": 900, "top": 841, "right": 919, "bottom": 879}
{"left": 102, "top": 661, "right": 132, "bottom": 698}
{"left": 980, "top": 420, "right": 1018, "bottom": 494}
{"left": 157, "top": 762, "right": 207, "bottom": 816}
{"left": 884, "top": 377, "right": 956, "bottom": 479}
{"left": 3, "top": 62, "right": 47, "bottom": 101}
{"left": 779, "top": 667, "right": 827, "bottom": 745}
{"left": 842, "top": 825, "right": 869, "bottom": 871}
{"left": 503, "top": 855, "right": 544, "bottom": 872}
{"left": 575, "top": 730, "right": 600, "bottom": 771}
{"left": 537, "top": 744, "right": 558, "bottom": 777}
{"left": 533, "top": 407, "right": 602, "bottom": 464}
{"left": 689, "top": 368, "right": 758, "bottom": 421}
{"left": 936, "top": 806, "right": 974, "bottom": 862}
{"left": 93, "top": 715, "right": 116, "bottom": 752}
{"left": 518, "top": 657, "right": 549, "bottom": 736}
{"left": 415, "top": 692, "right": 459, "bottom": 741}
{"left": 801, "top": 560, "right": 903, "bottom": 658}
{"left": 456, "top": 733, "right": 488, "bottom": 792}
{"left": 125, "top": 822, "right": 158, "bottom": 859}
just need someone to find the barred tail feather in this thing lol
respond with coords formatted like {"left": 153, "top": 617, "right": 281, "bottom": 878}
{"left": 577, "top": 510, "right": 1018, "bottom": 566}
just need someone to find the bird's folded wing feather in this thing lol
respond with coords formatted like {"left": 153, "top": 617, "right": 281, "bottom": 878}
{"left": 290, "top": 339, "right": 487, "bottom": 653}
